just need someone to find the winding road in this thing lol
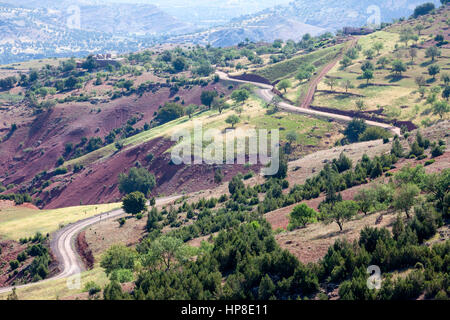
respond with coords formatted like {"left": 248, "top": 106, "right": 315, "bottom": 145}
{"left": 0, "top": 195, "right": 181, "bottom": 295}
{"left": 216, "top": 71, "right": 401, "bottom": 136}
{"left": 0, "top": 63, "right": 400, "bottom": 296}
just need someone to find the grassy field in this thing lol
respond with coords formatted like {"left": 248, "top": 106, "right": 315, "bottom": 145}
{"left": 0, "top": 93, "right": 24, "bottom": 104}
{"left": 313, "top": 26, "right": 450, "bottom": 126}
{"left": 0, "top": 265, "right": 108, "bottom": 300}
{"left": 0, "top": 202, "right": 120, "bottom": 240}
{"left": 66, "top": 88, "right": 337, "bottom": 168}
{"left": 254, "top": 44, "right": 345, "bottom": 82}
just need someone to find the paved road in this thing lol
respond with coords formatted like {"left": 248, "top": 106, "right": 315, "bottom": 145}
{"left": 216, "top": 71, "right": 401, "bottom": 136}
{"left": 0, "top": 195, "right": 181, "bottom": 295}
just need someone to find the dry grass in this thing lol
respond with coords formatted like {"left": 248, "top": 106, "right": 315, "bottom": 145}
{"left": 275, "top": 211, "right": 398, "bottom": 264}
{"left": 0, "top": 202, "right": 120, "bottom": 240}
{"left": 0, "top": 265, "right": 108, "bottom": 300}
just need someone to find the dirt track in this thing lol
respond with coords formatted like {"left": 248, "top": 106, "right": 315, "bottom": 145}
{"left": 300, "top": 38, "right": 358, "bottom": 109}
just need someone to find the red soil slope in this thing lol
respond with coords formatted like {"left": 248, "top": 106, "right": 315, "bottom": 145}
{"left": 0, "top": 82, "right": 237, "bottom": 208}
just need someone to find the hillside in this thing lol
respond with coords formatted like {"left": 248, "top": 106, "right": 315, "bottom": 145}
{"left": 0, "top": 2, "right": 449, "bottom": 302}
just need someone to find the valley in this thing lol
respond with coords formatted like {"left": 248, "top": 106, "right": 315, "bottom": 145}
{"left": 0, "top": 1, "right": 449, "bottom": 303}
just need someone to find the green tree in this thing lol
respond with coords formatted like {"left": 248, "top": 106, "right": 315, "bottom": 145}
{"left": 442, "top": 86, "right": 450, "bottom": 101}
{"left": 225, "top": 114, "right": 240, "bottom": 128}
{"left": 118, "top": 167, "right": 156, "bottom": 196}
{"left": 391, "top": 139, "right": 404, "bottom": 157}
{"left": 377, "top": 57, "right": 391, "bottom": 69}
{"left": 147, "top": 207, "right": 161, "bottom": 231}
{"left": 433, "top": 100, "right": 449, "bottom": 119}
{"left": 415, "top": 23, "right": 425, "bottom": 35}
{"left": 364, "top": 49, "right": 375, "bottom": 60}
{"left": 277, "top": 79, "right": 292, "bottom": 93}
{"left": 373, "top": 42, "right": 384, "bottom": 55}
{"left": 288, "top": 203, "right": 318, "bottom": 229}
{"left": 391, "top": 60, "right": 407, "bottom": 77}
{"left": 344, "top": 118, "right": 367, "bottom": 143}
{"left": 340, "top": 56, "right": 353, "bottom": 69}
{"left": 425, "top": 46, "right": 441, "bottom": 62}
{"left": 231, "top": 89, "right": 250, "bottom": 103}
{"left": 400, "top": 27, "right": 414, "bottom": 46}
{"left": 393, "top": 183, "right": 420, "bottom": 218}
{"left": 64, "top": 76, "right": 78, "bottom": 90}
{"left": 212, "top": 98, "right": 228, "bottom": 114}
{"left": 141, "top": 236, "right": 192, "bottom": 271}
{"left": 100, "top": 245, "right": 136, "bottom": 275}
{"left": 122, "top": 191, "right": 147, "bottom": 215}
{"left": 321, "top": 200, "right": 359, "bottom": 231}
{"left": 185, "top": 104, "right": 197, "bottom": 118}
{"left": 103, "top": 280, "right": 126, "bottom": 300}
{"left": 324, "top": 77, "right": 338, "bottom": 90}
{"left": 428, "top": 65, "right": 441, "bottom": 80}
{"left": 413, "top": 3, "right": 435, "bottom": 18}
{"left": 296, "top": 66, "right": 314, "bottom": 81}
{"left": 201, "top": 90, "right": 218, "bottom": 108}
{"left": 342, "top": 80, "right": 354, "bottom": 93}
{"left": 172, "top": 57, "right": 187, "bottom": 72}
{"left": 258, "top": 275, "right": 276, "bottom": 300}
{"left": 81, "top": 55, "right": 98, "bottom": 72}
{"left": 354, "top": 188, "right": 377, "bottom": 215}
{"left": 155, "top": 102, "right": 184, "bottom": 124}
{"left": 286, "top": 131, "right": 298, "bottom": 144}
{"left": 441, "top": 73, "right": 450, "bottom": 86}
{"left": 362, "top": 69, "right": 374, "bottom": 84}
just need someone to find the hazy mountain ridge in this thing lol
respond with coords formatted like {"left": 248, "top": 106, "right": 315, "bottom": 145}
{"left": 0, "top": 1, "right": 193, "bottom": 64}
{"left": 169, "top": 0, "right": 442, "bottom": 46}
{"left": 0, "top": 0, "right": 444, "bottom": 64}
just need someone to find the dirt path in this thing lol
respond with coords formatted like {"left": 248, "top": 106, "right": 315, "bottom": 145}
{"left": 300, "top": 38, "right": 358, "bottom": 109}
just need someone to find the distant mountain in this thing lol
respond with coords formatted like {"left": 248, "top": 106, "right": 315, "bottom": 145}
{"left": 169, "top": 0, "right": 442, "bottom": 46}
{"left": 0, "top": 0, "right": 444, "bottom": 64}
{"left": 0, "top": 1, "right": 195, "bottom": 64}
{"left": 0, "top": 0, "right": 193, "bottom": 35}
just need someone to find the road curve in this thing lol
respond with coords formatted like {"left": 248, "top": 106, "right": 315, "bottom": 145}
{"left": 0, "top": 195, "right": 181, "bottom": 295}
{"left": 216, "top": 71, "right": 401, "bottom": 136}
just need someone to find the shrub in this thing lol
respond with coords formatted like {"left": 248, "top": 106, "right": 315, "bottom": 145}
{"left": 288, "top": 204, "right": 318, "bottom": 230}
{"left": 155, "top": 103, "right": 184, "bottom": 124}
{"left": 145, "top": 153, "right": 154, "bottom": 163}
{"left": 111, "top": 269, "right": 134, "bottom": 283}
{"left": 118, "top": 167, "right": 156, "bottom": 196}
{"left": 359, "top": 127, "right": 391, "bottom": 142}
{"left": 431, "top": 145, "right": 444, "bottom": 158}
{"left": 344, "top": 119, "right": 367, "bottom": 143}
{"left": 122, "top": 191, "right": 147, "bottom": 215}
{"left": 53, "top": 167, "right": 68, "bottom": 176}
{"left": 9, "top": 260, "right": 19, "bottom": 270}
{"left": 17, "top": 252, "right": 27, "bottom": 262}
{"left": 100, "top": 245, "right": 135, "bottom": 275}
{"left": 84, "top": 281, "right": 101, "bottom": 295}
